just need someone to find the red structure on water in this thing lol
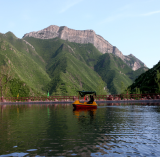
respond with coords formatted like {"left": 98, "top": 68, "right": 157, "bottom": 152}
{"left": 1, "top": 93, "right": 160, "bottom": 103}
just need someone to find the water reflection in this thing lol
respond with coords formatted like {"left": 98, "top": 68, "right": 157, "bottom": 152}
{"left": 0, "top": 103, "right": 160, "bottom": 156}
{"left": 73, "top": 108, "right": 97, "bottom": 118}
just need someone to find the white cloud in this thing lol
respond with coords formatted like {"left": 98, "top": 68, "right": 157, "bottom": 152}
{"left": 141, "top": 10, "right": 160, "bottom": 16}
{"left": 59, "top": 0, "right": 83, "bottom": 13}
{"left": 99, "top": 10, "right": 160, "bottom": 26}
{"left": 99, "top": 14, "right": 127, "bottom": 25}
{"left": 98, "top": 4, "right": 133, "bottom": 25}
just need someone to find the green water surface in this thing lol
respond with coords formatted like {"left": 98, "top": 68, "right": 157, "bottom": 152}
{"left": 0, "top": 103, "right": 160, "bottom": 156}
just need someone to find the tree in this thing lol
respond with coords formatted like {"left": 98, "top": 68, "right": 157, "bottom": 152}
{"left": 135, "top": 87, "right": 141, "bottom": 99}
{"left": 0, "top": 65, "right": 12, "bottom": 99}
{"left": 155, "top": 70, "right": 160, "bottom": 93}
{"left": 121, "top": 81, "right": 125, "bottom": 93}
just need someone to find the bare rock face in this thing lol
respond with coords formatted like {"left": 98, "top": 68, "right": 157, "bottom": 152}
{"left": 23, "top": 25, "right": 147, "bottom": 70}
{"left": 23, "top": 25, "right": 113, "bottom": 54}
{"left": 124, "top": 54, "right": 147, "bottom": 71}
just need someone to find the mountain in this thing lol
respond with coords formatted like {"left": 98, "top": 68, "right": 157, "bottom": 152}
{"left": 23, "top": 25, "right": 147, "bottom": 71}
{"left": 23, "top": 35, "right": 148, "bottom": 95}
{"left": 0, "top": 26, "right": 148, "bottom": 97}
{"left": 127, "top": 61, "right": 160, "bottom": 94}
{"left": 0, "top": 32, "right": 51, "bottom": 97}
{"left": 94, "top": 53, "right": 148, "bottom": 94}
{"left": 0, "top": 32, "right": 108, "bottom": 97}
{"left": 23, "top": 36, "right": 107, "bottom": 96}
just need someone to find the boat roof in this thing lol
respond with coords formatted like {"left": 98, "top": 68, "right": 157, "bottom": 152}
{"left": 77, "top": 90, "right": 96, "bottom": 97}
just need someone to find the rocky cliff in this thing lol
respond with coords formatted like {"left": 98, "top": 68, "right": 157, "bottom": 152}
{"left": 23, "top": 25, "right": 147, "bottom": 70}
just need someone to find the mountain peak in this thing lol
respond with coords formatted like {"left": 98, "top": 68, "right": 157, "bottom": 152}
{"left": 23, "top": 25, "right": 147, "bottom": 70}
{"left": 23, "top": 25, "right": 122, "bottom": 57}
{"left": 129, "top": 54, "right": 134, "bottom": 57}
{"left": 5, "top": 31, "right": 18, "bottom": 39}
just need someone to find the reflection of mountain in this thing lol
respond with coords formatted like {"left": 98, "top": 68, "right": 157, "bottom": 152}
{"left": 0, "top": 104, "right": 49, "bottom": 155}
{"left": 0, "top": 104, "right": 126, "bottom": 156}
{"left": 1, "top": 103, "right": 159, "bottom": 156}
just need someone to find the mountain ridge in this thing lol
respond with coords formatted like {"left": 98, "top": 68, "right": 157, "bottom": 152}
{"left": 0, "top": 32, "right": 51, "bottom": 97}
{"left": 127, "top": 61, "right": 160, "bottom": 94}
{"left": 23, "top": 25, "right": 147, "bottom": 71}
{"left": 23, "top": 35, "right": 148, "bottom": 94}
{"left": 0, "top": 30, "right": 149, "bottom": 97}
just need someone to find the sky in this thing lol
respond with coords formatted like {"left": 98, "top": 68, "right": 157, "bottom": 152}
{"left": 0, "top": 0, "right": 160, "bottom": 69}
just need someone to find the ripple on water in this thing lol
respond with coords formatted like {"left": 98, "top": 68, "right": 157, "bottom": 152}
{"left": 0, "top": 152, "right": 29, "bottom": 157}
{"left": 26, "top": 149, "right": 37, "bottom": 152}
{"left": 0, "top": 103, "right": 160, "bottom": 156}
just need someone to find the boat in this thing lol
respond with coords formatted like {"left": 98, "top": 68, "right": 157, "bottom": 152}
{"left": 72, "top": 91, "right": 97, "bottom": 109}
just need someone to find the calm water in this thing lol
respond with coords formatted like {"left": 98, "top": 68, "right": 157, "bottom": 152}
{"left": 0, "top": 103, "right": 160, "bottom": 156}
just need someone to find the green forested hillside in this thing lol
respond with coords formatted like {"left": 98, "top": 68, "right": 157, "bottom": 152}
{"left": 94, "top": 53, "right": 148, "bottom": 94}
{"left": 127, "top": 61, "right": 160, "bottom": 94}
{"left": 0, "top": 31, "right": 148, "bottom": 97}
{"left": 24, "top": 37, "right": 107, "bottom": 95}
{"left": 23, "top": 36, "right": 102, "bottom": 68}
{"left": 24, "top": 36, "right": 147, "bottom": 94}
{"left": 0, "top": 32, "right": 51, "bottom": 97}
{"left": 94, "top": 53, "right": 133, "bottom": 94}
{"left": 126, "top": 67, "right": 148, "bottom": 81}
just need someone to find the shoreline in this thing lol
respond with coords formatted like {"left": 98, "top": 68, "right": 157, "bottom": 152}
{"left": 0, "top": 99, "right": 160, "bottom": 105}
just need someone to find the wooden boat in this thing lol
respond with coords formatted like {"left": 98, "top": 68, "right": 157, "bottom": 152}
{"left": 72, "top": 91, "right": 97, "bottom": 109}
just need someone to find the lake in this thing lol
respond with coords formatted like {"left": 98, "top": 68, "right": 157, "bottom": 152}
{"left": 0, "top": 103, "right": 160, "bottom": 156}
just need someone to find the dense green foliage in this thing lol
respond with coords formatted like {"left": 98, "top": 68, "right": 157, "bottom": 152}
{"left": 0, "top": 31, "right": 148, "bottom": 96}
{"left": 37, "top": 42, "right": 107, "bottom": 95}
{"left": 126, "top": 67, "right": 148, "bottom": 81}
{"left": 9, "top": 78, "right": 30, "bottom": 97}
{"left": 0, "top": 32, "right": 50, "bottom": 97}
{"left": 94, "top": 53, "right": 147, "bottom": 94}
{"left": 23, "top": 37, "right": 107, "bottom": 95}
{"left": 127, "top": 61, "right": 160, "bottom": 94}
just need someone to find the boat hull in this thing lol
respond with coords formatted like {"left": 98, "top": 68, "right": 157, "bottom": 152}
{"left": 72, "top": 100, "right": 97, "bottom": 109}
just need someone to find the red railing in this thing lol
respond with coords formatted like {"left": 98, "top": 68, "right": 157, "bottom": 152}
{"left": 1, "top": 93, "right": 160, "bottom": 103}
{"left": 0, "top": 95, "right": 76, "bottom": 102}
{"left": 95, "top": 93, "right": 160, "bottom": 101}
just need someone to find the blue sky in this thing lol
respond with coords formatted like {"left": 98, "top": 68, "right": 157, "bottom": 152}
{"left": 0, "top": 0, "right": 159, "bottom": 69}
